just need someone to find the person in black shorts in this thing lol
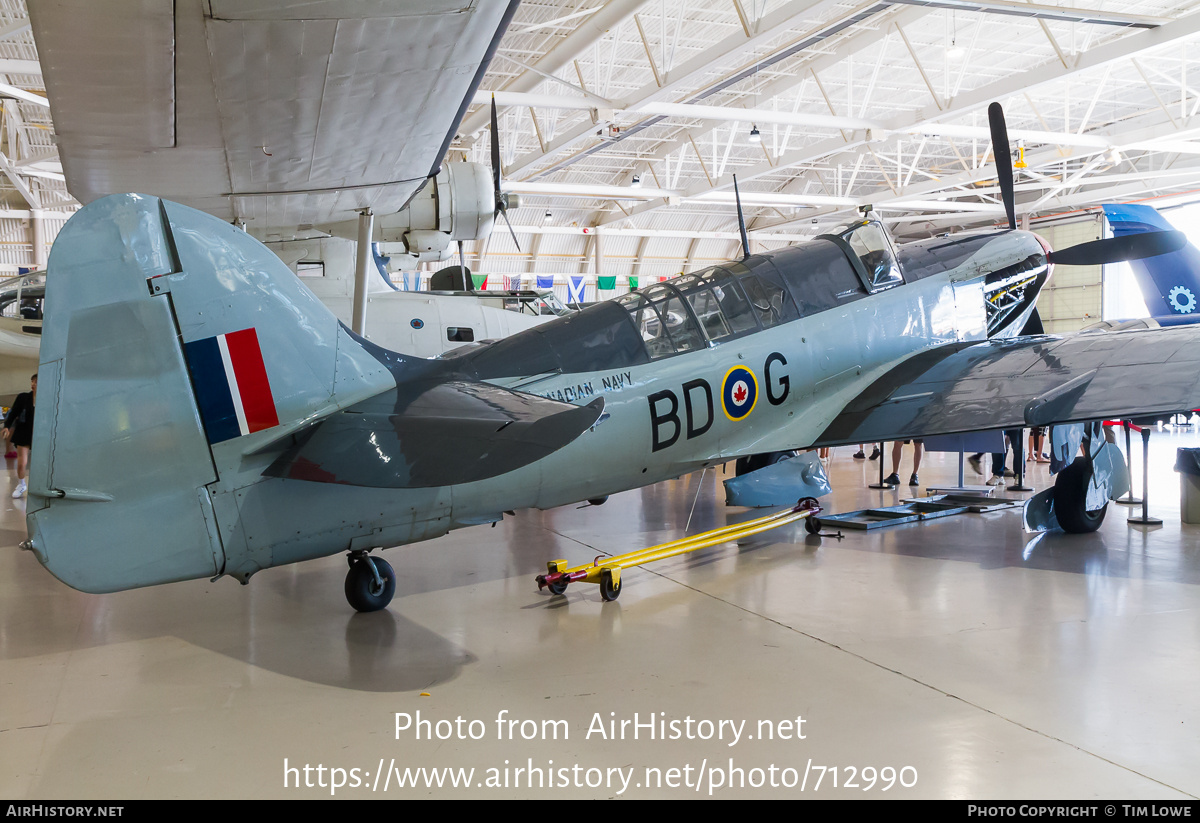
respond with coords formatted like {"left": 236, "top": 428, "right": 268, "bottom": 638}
{"left": 3, "top": 373, "right": 35, "bottom": 498}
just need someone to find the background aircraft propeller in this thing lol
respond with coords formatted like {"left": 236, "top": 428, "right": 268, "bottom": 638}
{"left": 491, "top": 95, "right": 520, "bottom": 252}
{"left": 988, "top": 102, "right": 1185, "bottom": 266}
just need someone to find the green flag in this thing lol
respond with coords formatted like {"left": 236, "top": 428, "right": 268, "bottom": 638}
{"left": 597, "top": 275, "right": 617, "bottom": 291}
{"left": 627, "top": 275, "right": 638, "bottom": 291}
{"left": 471, "top": 273, "right": 488, "bottom": 290}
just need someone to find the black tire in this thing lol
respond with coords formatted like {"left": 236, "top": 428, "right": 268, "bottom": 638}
{"left": 599, "top": 571, "right": 622, "bottom": 602}
{"left": 1053, "top": 457, "right": 1108, "bottom": 534}
{"left": 345, "top": 556, "right": 397, "bottom": 612}
{"left": 804, "top": 516, "right": 822, "bottom": 536}
{"left": 546, "top": 579, "right": 568, "bottom": 595}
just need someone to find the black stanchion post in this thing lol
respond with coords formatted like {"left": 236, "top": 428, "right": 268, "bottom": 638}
{"left": 869, "top": 441, "right": 894, "bottom": 490}
{"left": 1128, "top": 426, "right": 1162, "bottom": 526}
{"left": 1007, "top": 428, "right": 1033, "bottom": 492}
{"left": 1116, "top": 419, "right": 1143, "bottom": 505}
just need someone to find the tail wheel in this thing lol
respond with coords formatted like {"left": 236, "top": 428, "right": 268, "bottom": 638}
{"left": 345, "top": 555, "right": 397, "bottom": 612}
{"left": 1053, "top": 457, "right": 1108, "bottom": 534}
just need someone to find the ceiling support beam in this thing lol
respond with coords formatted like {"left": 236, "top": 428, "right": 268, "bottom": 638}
{"left": 505, "top": 0, "right": 861, "bottom": 178}
{"left": 602, "top": 10, "right": 1200, "bottom": 228}
{"left": 459, "top": 0, "right": 652, "bottom": 140}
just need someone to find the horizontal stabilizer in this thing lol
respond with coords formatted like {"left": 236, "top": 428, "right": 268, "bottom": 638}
{"left": 265, "top": 382, "right": 604, "bottom": 488}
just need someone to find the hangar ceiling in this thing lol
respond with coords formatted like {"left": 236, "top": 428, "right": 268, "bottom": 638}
{"left": 7, "top": 0, "right": 1200, "bottom": 279}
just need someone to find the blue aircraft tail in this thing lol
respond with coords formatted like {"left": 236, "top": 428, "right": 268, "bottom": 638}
{"left": 1102, "top": 203, "right": 1200, "bottom": 323}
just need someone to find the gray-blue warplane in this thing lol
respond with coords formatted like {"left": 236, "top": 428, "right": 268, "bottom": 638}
{"left": 22, "top": 104, "right": 1200, "bottom": 611}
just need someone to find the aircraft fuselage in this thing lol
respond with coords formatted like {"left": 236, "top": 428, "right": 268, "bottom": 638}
{"left": 211, "top": 227, "right": 1049, "bottom": 582}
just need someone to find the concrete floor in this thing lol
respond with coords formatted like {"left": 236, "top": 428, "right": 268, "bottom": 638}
{"left": 3, "top": 430, "right": 1200, "bottom": 799}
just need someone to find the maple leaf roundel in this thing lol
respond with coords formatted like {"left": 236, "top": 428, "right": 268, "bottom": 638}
{"left": 721, "top": 365, "right": 759, "bottom": 422}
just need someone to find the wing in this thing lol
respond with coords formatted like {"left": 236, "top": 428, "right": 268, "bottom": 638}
{"left": 815, "top": 325, "right": 1200, "bottom": 445}
{"left": 29, "top": 0, "right": 518, "bottom": 230}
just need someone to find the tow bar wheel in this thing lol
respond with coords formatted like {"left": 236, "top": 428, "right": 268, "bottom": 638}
{"left": 599, "top": 568, "right": 622, "bottom": 602}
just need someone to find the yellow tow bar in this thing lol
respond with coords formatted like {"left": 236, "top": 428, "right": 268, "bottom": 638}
{"left": 535, "top": 497, "right": 822, "bottom": 601}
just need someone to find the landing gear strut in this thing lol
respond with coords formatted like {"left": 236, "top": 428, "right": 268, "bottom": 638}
{"left": 1041, "top": 420, "right": 1128, "bottom": 534}
{"left": 345, "top": 551, "right": 396, "bottom": 612}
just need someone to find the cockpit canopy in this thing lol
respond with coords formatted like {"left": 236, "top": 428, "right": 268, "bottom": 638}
{"left": 453, "top": 220, "right": 939, "bottom": 380}
{"left": 838, "top": 220, "right": 904, "bottom": 292}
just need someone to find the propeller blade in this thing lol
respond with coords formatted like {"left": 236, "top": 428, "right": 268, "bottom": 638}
{"left": 988, "top": 102, "right": 1016, "bottom": 232}
{"left": 458, "top": 239, "right": 465, "bottom": 275}
{"left": 481, "top": 229, "right": 494, "bottom": 285}
{"left": 733, "top": 174, "right": 750, "bottom": 260}
{"left": 490, "top": 95, "right": 502, "bottom": 197}
{"left": 1047, "top": 230, "right": 1187, "bottom": 267}
{"left": 500, "top": 208, "right": 521, "bottom": 253}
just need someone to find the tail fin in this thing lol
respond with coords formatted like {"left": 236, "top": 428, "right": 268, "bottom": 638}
{"left": 27, "top": 194, "right": 396, "bottom": 592}
{"left": 1103, "top": 203, "right": 1200, "bottom": 322}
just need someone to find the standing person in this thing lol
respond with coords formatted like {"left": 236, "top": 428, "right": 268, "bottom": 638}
{"left": 2, "top": 373, "right": 35, "bottom": 498}
{"left": 884, "top": 439, "right": 924, "bottom": 487}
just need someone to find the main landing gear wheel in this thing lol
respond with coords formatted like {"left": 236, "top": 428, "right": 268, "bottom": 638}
{"left": 1053, "top": 457, "right": 1108, "bottom": 534}
{"left": 345, "top": 554, "right": 396, "bottom": 612}
{"left": 599, "top": 570, "right": 622, "bottom": 602}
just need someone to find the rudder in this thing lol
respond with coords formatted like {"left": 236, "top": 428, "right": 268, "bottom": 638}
{"left": 26, "top": 194, "right": 397, "bottom": 592}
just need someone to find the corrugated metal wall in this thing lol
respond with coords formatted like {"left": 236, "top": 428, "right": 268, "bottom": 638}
{"left": 1033, "top": 216, "right": 1104, "bottom": 333}
{"left": 0, "top": 214, "right": 67, "bottom": 273}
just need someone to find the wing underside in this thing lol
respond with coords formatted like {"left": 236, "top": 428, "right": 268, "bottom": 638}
{"left": 31, "top": 0, "right": 519, "bottom": 229}
{"left": 815, "top": 325, "right": 1200, "bottom": 446}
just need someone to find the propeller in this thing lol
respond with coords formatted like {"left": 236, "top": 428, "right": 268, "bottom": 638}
{"left": 490, "top": 95, "right": 520, "bottom": 252}
{"left": 988, "top": 102, "right": 1017, "bottom": 232}
{"left": 1047, "top": 231, "right": 1187, "bottom": 266}
{"left": 733, "top": 174, "right": 750, "bottom": 260}
{"left": 988, "top": 101, "right": 1185, "bottom": 266}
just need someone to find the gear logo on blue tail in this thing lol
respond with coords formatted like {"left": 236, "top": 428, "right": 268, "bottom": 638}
{"left": 184, "top": 328, "right": 280, "bottom": 444}
{"left": 1168, "top": 285, "right": 1196, "bottom": 313}
{"left": 722, "top": 366, "right": 758, "bottom": 421}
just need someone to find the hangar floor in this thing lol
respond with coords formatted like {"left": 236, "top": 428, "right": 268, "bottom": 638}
{"left": 3, "top": 431, "right": 1200, "bottom": 800}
